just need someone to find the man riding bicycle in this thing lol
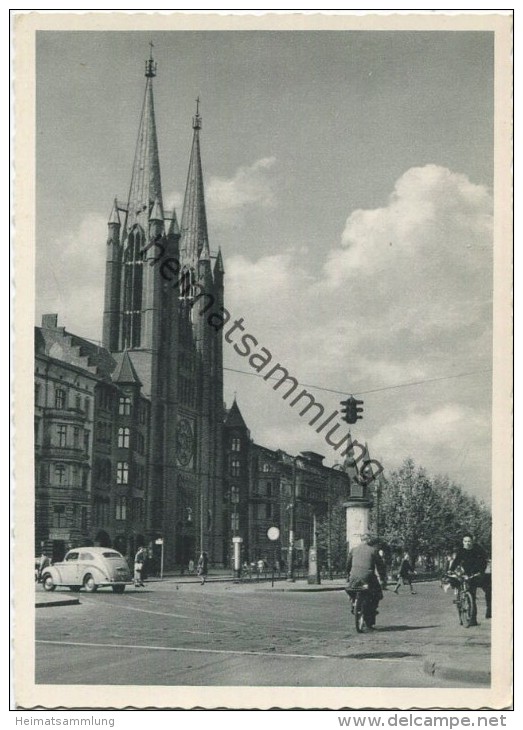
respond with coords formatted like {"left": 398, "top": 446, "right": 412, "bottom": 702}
{"left": 346, "top": 533, "right": 387, "bottom": 628}
{"left": 449, "top": 533, "right": 491, "bottom": 623}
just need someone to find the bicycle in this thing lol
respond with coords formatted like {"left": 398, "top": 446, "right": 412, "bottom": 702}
{"left": 443, "top": 571, "right": 481, "bottom": 628}
{"left": 346, "top": 579, "right": 380, "bottom": 632}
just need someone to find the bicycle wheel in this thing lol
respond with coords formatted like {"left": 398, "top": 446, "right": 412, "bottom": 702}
{"left": 459, "top": 590, "right": 474, "bottom": 628}
{"left": 355, "top": 594, "right": 366, "bottom": 633}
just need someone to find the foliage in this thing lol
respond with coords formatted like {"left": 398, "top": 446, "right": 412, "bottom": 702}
{"left": 317, "top": 458, "right": 492, "bottom": 568}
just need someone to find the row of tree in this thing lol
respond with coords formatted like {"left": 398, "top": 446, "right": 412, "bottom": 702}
{"left": 316, "top": 458, "right": 492, "bottom": 572}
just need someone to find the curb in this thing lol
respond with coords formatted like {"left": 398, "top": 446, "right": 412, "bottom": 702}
{"left": 423, "top": 658, "right": 490, "bottom": 685}
{"left": 36, "top": 597, "right": 81, "bottom": 608}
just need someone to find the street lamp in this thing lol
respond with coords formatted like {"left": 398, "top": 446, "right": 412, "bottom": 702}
{"left": 286, "top": 457, "right": 296, "bottom": 582}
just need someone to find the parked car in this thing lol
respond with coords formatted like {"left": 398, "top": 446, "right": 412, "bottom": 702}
{"left": 40, "top": 547, "right": 132, "bottom": 594}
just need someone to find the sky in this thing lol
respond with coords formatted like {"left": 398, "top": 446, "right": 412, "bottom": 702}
{"left": 35, "top": 28, "right": 496, "bottom": 504}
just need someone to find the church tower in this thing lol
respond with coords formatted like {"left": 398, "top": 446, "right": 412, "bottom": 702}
{"left": 101, "top": 51, "right": 224, "bottom": 567}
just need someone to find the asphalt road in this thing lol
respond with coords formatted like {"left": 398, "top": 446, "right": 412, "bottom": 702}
{"left": 35, "top": 580, "right": 490, "bottom": 688}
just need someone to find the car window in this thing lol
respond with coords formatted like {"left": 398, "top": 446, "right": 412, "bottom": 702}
{"left": 102, "top": 551, "right": 122, "bottom": 559}
{"left": 80, "top": 552, "right": 94, "bottom": 561}
{"left": 65, "top": 552, "right": 79, "bottom": 561}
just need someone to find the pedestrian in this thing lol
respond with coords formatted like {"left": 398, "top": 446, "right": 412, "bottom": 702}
{"left": 37, "top": 552, "right": 51, "bottom": 582}
{"left": 393, "top": 552, "right": 417, "bottom": 594}
{"left": 134, "top": 546, "right": 146, "bottom": 587}
{"left": 449, "top": 533, "right": 491, "bottom": 622}
{"left": 197, "top": 551, "right": 208, "bottom": 585}
{"left": 346, "top": 533, "right": 387, "bottom": 628}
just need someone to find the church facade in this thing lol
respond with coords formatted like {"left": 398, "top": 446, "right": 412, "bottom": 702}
{"left": 34, "top": 53, "right": 369, "bottom": 571}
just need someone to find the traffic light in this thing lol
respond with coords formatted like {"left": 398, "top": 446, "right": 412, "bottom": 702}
{"left": 340, "top": 396, "right": 364, "bottom": 424}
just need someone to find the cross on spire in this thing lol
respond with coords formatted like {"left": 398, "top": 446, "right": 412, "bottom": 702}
{"left": 193, "top": 96, "right": 202, "bottom": 130}
{"left": 145, "top": 42, "right": 157, "bottom": 78}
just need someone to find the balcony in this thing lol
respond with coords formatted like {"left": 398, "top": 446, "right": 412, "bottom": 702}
{"left": 39, "top": 444, "right": 90, "bottom": 461}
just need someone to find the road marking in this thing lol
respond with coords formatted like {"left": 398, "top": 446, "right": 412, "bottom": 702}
{"left": 81, "top": 597, "right": 343, "bottom": 634}
{"left": 37, "top": 639, "right": 332, "bottom": 660}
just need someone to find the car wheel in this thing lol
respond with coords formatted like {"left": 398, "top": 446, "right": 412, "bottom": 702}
{"left": 83, "top": 574, "right": 98, "bottom": 593}
{"left": 112, "top": 585, "right": 125, "bottom": 594}
{"left": 43, "top": 574, "right": 56, "bottom": 592}
{"left": 69, "top": 586, "right": 81, "bottom": 592}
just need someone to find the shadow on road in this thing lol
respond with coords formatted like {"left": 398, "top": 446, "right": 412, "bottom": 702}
{"left": 373, "top": 624, "right": 439, "bottom": 632}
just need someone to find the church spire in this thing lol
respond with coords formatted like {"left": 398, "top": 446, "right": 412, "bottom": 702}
{"left": 179, "top": 98, "right": 209, "bottom": 265}
{"left": 125, "top": 46, "right": 164, "bottom": 233}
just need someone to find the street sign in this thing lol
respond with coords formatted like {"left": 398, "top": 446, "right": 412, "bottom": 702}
{"left": 267, "top": 526, "right": 280, "bottom": 541}
{"left": 155, "top": 538, "right": 164, "bottom": 545}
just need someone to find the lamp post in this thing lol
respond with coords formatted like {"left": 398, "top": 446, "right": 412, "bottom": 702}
{"left": 286, "top": 457, "right": 296, "bottom": 582}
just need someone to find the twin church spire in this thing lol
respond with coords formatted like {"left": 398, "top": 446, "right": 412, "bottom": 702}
{"left": 102, "top": 49, "right": 222, "bottom": 356}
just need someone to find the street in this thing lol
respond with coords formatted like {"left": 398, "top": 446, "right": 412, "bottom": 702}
{"left": 35, "top": 579, "right": 490, "bottom": 688}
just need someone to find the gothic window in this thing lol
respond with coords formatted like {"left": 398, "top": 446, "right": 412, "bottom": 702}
{"left": 119, "top": 396, "right": 131, "bottom": 416}
{"left": 231, "top": 512, "right": 239, "bottom": 531}
{"left": 230, "top": 459, "right": 240, "bottom": 477}
{"left": 53, "top": 504, "right": 66, "bottom": 527}
{"left": 55, "top": 464, "right": 66, "bottom": 485}
{"left": 231, "top": 437, "right": 241, "bottom": 452}
{"left": 118, "top": 427, "right": 130, "bottom": 449}
{"left": 122, "top": 227, "right": 144, "bottom": 348}
{"left": 116, "top": 462, "right": 129, "bottom": 484}
{"left": 57, "top": 425, "right": 67, "bottom": 448}
{"left": 115, "top": 497, "right": 127, "bottom": 521}
{"left": 55, "top": 388, "right": 66, "bottom": 409}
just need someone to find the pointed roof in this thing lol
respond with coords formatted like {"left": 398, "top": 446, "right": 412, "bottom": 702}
{"left": 214, "top": 247, "right": 224, "bottom": 275}
{"left": 224, "top": 398, "right": 248, "bottom": 430}
{"left": 150, "top": 197, "right": 164, "bottom": 222}
{"left": 179, "top": 101, "right": 209, "bottom": 264}
{"left": 112, "top": 350, "right": 142, "bottom": 386}
{"left": 108, "top": 198, "right": 121, "bottom": 225}
{"left": 125, "top": 51, "right": 163, "bottom": 233}
{"left": 168, "top": 212, "right": 180, "bottom": 236}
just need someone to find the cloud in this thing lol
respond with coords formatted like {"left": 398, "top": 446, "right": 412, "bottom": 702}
{"left": 219, "top": 164, "right": 493, "bottom": 500}
{"left": 207, "top": 157, "right": 278, "bottom": 227}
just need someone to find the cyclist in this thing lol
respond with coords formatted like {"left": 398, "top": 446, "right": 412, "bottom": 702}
{"left": 346, "top": 533, "right": 387, "bottom": 628}
{"left": 449, "top": 533, "right": 491, "bottom": 623}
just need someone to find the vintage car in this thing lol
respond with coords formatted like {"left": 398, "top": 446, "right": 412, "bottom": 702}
{"left": 41, "top": 547, "right": 132, "bottom": 593}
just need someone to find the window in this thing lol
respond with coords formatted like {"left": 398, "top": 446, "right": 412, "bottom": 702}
{"left": 116, "top": 462, "right": 129, "bottom": 484}
{"left": 230, "top": 459, "right": 240, "bottom": 477}
{"left": 115, "top": 497, "right": 127, "bottom": 521}
{"left": 262, "top": 463, "right": 270, "bottom": 473}
{"left": 73, "top": 427, "right": 80, "bottom": 449}
{"left": 76, "top": 394, "right": 82, "bottom": 411}
{"left": 266, "top": 502, "right": 273, "bottom": 519}
{"left": 57, "top": 424, "right": 67, "bottom": 447}
{"left": 55, "top": 388, "right": 66, "bottom": 409}
{"left": 231, "top": 437, "right": 241, "bottom": 452}
{"left": 72, "top": 464, "right": 79, "bottom": 486}
{"left": 53, "top": 504, "right": 66, "bottom": 527}
{"left": 267, "top": 482, "right": 272, "bottom": 497}
{"left": 81, "top": 508, "right": 88, "bottom": 531}
{"left": 122, "top": 228, "right": 144, "bottom": 348}
{"left": 55, "top": 464, "right": 66, "bottom": 485}
{"left": 83, "top": 431, "right": 90, "bottom": 453}
{"left": 118, "top": 427, "right": 130, "bottom": 449}
{"left": 231, "top": 512, "right": 239, "bottom": 531}
{"left": 230, "top": 485, "right": 240, "bottom": 504}
{"left": 65, "top": 550, "right": 79, "bottom": 561}
{"left": 119, "top": 396, "right": 131, "bottom": 416}
{"left": 84, "top": 398, "right": 90, "bottom": 417}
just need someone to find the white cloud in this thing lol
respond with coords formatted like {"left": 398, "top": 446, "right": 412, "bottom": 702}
{"left": 207, "top": 157, "right": 278, "bottom": 227}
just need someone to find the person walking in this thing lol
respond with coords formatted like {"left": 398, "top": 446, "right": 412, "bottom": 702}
{"left": 393, "top": 552, "right": 417, "bottom": 594}
{"left": 197, "top": 551, "right": 208, "bottom": 585}
{"left": 134, "top": 546, "right": 146, "bottom": 587}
